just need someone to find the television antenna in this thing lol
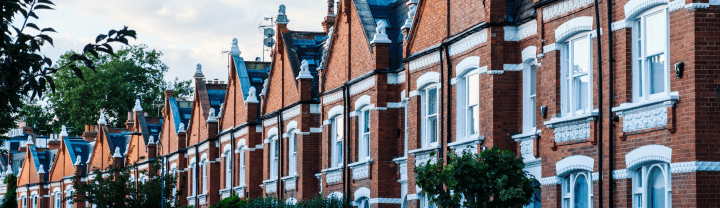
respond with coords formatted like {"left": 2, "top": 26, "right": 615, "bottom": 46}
{"left": 259, "top": 17, "right": 275, "bottom": 62}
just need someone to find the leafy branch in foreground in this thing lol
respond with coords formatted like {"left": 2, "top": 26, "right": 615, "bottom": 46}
{"left": 0, "top": 0, "right": 135, "bottom": 136}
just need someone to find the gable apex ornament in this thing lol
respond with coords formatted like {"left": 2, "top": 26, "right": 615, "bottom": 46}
{"left": 75, "top": 156, "right": 82, "bottom": 166}
{"left": 277, "top": 5, "right": 290, "bottom": 24}
{"left": 372, "top": 20, "right": 391, "bottom": 44}
{"left": 26, "top": 135, "right": 34, "bottom": 145}
{"left": 246, "top": 86, "right": 259, "bottom": 103}
{"left": 113, "top": 147, "right": 122, "bottom": 158}
{"left": 148, "top": 136, "right": 155, "bottom": 145}
{"left": 98, "top": 112, "right": 107, "bottom": 125}
{"left": 207, "top": 108, "right": 218, "bottom": 122}
{"left": 297, "top": 60, "right": 313, "bottom": 79}
{"left": 133, "top": 99, "right": 143, "bottom": 112}
{"left": 402, "top": 5, "right": 417, "bottom": 30}
{"left": 178, "top": 123, "right": 186, "bottom": 132}
{"left": 167, "top": 81, "right": 174, "bottom": 91}
{"left": 230, "top": 38, "right": 242, "bottom": 55}
{"left": 60, "top": 125, "right": 69, "bottom": 137}
{"left": 260, "top": 80, "right": 269, "bottom": 96}
{"left": 194, "top": 63, "right": 204, "bottom": 78}
{"left": 37, "top": 164, "right": 45, "bottom": 174}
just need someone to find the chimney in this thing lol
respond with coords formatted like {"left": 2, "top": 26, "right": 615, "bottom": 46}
{"left": 245, "top": 87, "right": 260, "bottom": 121}
{"left": 371, "top": 19, "right": 391, "bottom": 70}
{"left": 322, "top": 0, "right": 336, "bottom": 33}
{"left": 74, "top": 155, "right": 83, "bottom": 177}
{"left": 37, "top": 164, "right": 46, "bottom": 183}
{"left": 277, "top": 4, "right": 290, "bottom": 35}
{"left": 82, "top": 124, "right": 98, "bottom": 142}
{"left": 177, "top": 123, "right": 187, "bottom": 149}
{"left": 112, "top": 147, "right": 123, "bottom": 168}
{"left": 125, "top": 111, "right": 134, "bottom": 130}
{"left": 147, "top": 136, "right": 157, "bottom": 161}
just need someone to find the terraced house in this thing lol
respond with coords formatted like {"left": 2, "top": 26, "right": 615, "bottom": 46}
{"left": 4, "top": 0, "right": 720, "bottom": 207}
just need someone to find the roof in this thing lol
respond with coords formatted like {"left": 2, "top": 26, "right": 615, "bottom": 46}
{"left": 367, "top": 2, "right": 408, "bottom": 70}
{"left": 207, "top": 89, "right": 227, "bottom": 114}
{"left": 169, "top": 98, "right": 193, "bottom": 133}
{"left": 28, "top": 145, "right": 58, "bottom": 181}
{"left": 507, "top": 0, "right": 536, "bottom": 23}
{"left": 281, "top": 31, "right": 327, "bottom": 99}
{"left": 232, "top": 56, "right": 271, "bottom": 101}
{"left": 64, "top": 137, "right": 94, "bottom": 175}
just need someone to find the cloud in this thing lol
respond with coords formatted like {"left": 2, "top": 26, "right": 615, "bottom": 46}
{"left": 34, "top": 0, "right": 328, "bottom": 83}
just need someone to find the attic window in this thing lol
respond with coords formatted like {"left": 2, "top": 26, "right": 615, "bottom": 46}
{"left": 39, "top": 156, "right": 45, "bottom": 159}
{"left": 74, "top": 147, "right": 82, "bottom": 152}
{"left": 150, "top": 128, "right": 158, "bottom": 133}
{"left": 251, "top": 77, "right": 263, "bottom": 83}
{"left": 184, "top": 114, "right": 191, "bottom": 119}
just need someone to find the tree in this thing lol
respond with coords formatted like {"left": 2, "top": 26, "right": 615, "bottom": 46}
{"left": 71, "top": 157, "right": 179, "bottom": 208}
{"left": 16, "top": 101, "right": 59, "bottom": 135}
{"left": 165, "top": 77, "right": 194, "bottom": 101}
{"left": 0, "top": 174, "right": 17, "bottom": 208}
{"left": 0, "top": 0, "right": 135, "bottom": 137}
{"left": 415, "top": 147, "right": 539, "bottom": 208}
{"left": 48, "top": 44, "right": 168, "bottom": 132}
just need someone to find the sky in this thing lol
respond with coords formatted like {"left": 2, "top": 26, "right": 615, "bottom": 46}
{"left": 32, "top": 0, "right": 328, "bottom": 83}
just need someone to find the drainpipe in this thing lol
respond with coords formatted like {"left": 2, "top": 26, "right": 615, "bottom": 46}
{"left": 605, "top": 0, "right": 615, "bottom": 206}
{"left": 230, "top": 131, "right": 235, "bottom": 197}
{"left": 277, "top": 114, "right": 283, "bottom": 200}
{"left": 195, "top": 145, "right": 199, "bottom": 208}
{"left": 342, "top": 85, "right": 350, "bottom": 197}
{"left": 592, "top": 0, "right": 604, "bottom": 207}
{"left": 437, "top": 46, "right": 445, "bottom": 162}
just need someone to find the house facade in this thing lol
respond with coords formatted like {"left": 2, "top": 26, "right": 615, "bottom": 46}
{"left": 4, "top": 0, "right": 720, "bottom": 207}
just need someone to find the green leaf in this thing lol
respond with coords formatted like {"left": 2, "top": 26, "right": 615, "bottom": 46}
{"left": 38, "top": 0, "right": 56, "bottom": 6}
{"left": 26, "top": 23, "right": 40, "bottom": 30}
{"left": 41, "top": 27, "right": 56, "bottom": 33}
{"left": 33, "top": 4, "right": 54, "bottom": 10}
{"left": 95, "top": 34, "right": 107, "bottom": 43}
{"left": 37, "top": 34, "right": 54, "bottom": 46}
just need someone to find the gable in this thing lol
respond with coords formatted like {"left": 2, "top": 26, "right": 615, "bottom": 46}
{"left": 17, "top": 148, "right": 37, "bottom": 186}
{"left": 407, "top": 0, "right": 447, "bottom": 54}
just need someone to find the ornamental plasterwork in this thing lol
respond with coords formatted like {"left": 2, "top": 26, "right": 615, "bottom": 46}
{"left": 612, "top": 169, "right": 630, "bottom": 179}
{"left": 198, "top": 194, "right": 207, "bottom": 205}
{"left": 187, "top": 197, "right": 195, "bottom": 205}
{"left": 520, "top": 140, "right": 534, "bottom": 157}
{"left": 549, "top": 117, "right": 593, "bottom": 143}
{"left": 504, "top": 20, "right": 537, "bottom": 41}
{"left": 283, "top": 176, "right": 297, "bottom": 191}
{"left": 323, "top": 91, "right": 343, "bottom": 104}
{"left": 542, "top": 0, "right": 593, "bottom": 20}
{"left": 349, "top": 160, "right": 372, "bottom": 180}
{"left": 350, "top": 76, "right": 376, "bottom": 95}
{"left": 448, "top": 137, "right": 483, "bottom": 155}
{"left": 263, "top": 117, "right": 278, "bottom": 127}
{"left": 409, "top": 51, "right": 441, "bottom": 71}
{"left": 264, "top": 180, "right": 277, "bottom": 193}
{"left": 555, "top": 155, "right": 594, "bottom": 176}
{"left": 543, "top": 43, "right": 557, "bottom": 53}
{"left": 233, "top": 186, "right": 246, "bottom": 198}
{"left": 282, "top": 105, "right": 301, "bottom": 120}
{"left": 324, "top": 168, "right": 343, "bottom": 184}
{"left": 616, "top": 100, "right": 675, "bottom": 132}
{"left": 220, "top": 189, "right": 231, "bottom": 199}
{"left": 411, "top": 148, "right": 439, "bottom": 167}
{"left": 448, "top": 29, "right": 488, "bottom": 56}
{"left": 539, "top": 176, "right": 559, "bottom": 186}
{"left": 555, "top": 16, "right": 593, "bottom": 42}
{"left": 387, "top": 72, "right": 406, "bottom": 84}
{"left": 624, "top": 0, "right": 669, "bottom": 19}
{"left": 369, "top": 198, "right": 404, "bottom": 204}
{"left": 625, "top": 145, "right": 672, "bottom": 169}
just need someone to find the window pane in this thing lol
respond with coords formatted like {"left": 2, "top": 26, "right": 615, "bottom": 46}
{"left": 573, "top": 75, "right": 590, "bottom": 111}
{"left": 335, "top": 116, "right": 344, "bottom": 138}
{"left": 645, "top": 11, "right": 666, "bottom": 55}
{"left": 468, "top": 106, "right": 478, "bottom": 135}
{"left": 428, "top": 88, "right": 437, "bottom": 115}
{"left": 574, "top": 174, "right": 589, "bottom": 208}
{"left": 468, "top": 74, "right": 479, "bottom": 106}
{"left": 336, "top": 141, "right": 343, "bottom": 166}
{"left": 638, "top": 59, "right": 644, "bottom": 97}
{"left": 363, "top": 110, "right": 370, "bottom": 133}
{"left": 292, "top": 136, "right": 297, "bottom": 153}
{"left": 429, "top": 116, "right": 437, "bottom": 144}
{"left": 649, "top": 167, "right": 665, "bottom": 208}
{"left": 531, "top": 97, "right": 536, "bottom": 128}
{"left": 364, "top": 133, "right": 370, "bottom": 158}
{"left": 530, "top": 66, "right": 536, "bottom": 96}
{"left": 572, "top": 36, "right": 590, "bottom": 76}
{"left": 649, "top": 54, "right": 666, "bottom": 94}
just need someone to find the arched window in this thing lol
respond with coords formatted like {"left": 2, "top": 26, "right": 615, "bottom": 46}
{"left": 556, "top": 155, "right": 594, "bottom": 208}
{"left": 627, "top": 145, "right": 672, "bottom": 208}
{"left": 422, "top": 84, "right": 439, "bottom": 148}
{"left": 170, "top": 168, "right": 178, "bottom": 197}
{"left": 54, "top": 191, "right": 61, "bottom": 208}
{"left": 289, "top": 132, "right": 297, "bottom": 175}
{"left": 632, "top": 5, "right": 670, "bottom": 102}
{"left": 523, "top": 63, "right": 537, "bottom": 133}
{"left": 190, "top": 162, "right": 197, "bottom": 196}
{"left": 239, "top": 147, "right": 246, "bottom": 186}
{"left": 561, "top": 31, "right": 593, "bottom": 117}
{"left": 21, "top": 195, "right": 26, "bottom": 208}
{"left": 331, "top": 116, "right": 344, "bottom": 168}
{"left": 454, "top": 57, "right": 480, "bottom": 141}
{"left": 358, "top": 107, "right": 371, "bottom": 161}
{"left": 357, "top": 197, "right": 370, "bottom": 208}
{"left": 202, "top": 160, "right": 208, "bottom": 194}
{"left": 66, "top": 189, "right": 74, "bottom": 207}
{"left": 270, "top": 135, "right": 278, "bottom": 179}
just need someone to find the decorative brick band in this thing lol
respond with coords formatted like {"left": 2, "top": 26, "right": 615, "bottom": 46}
{"left": 542, "top": 0, "right": 594, "bottom": 20}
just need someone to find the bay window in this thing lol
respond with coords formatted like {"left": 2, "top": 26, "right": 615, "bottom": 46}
{"left": 632, "top": 5, "right": 670, "bottom": 102}
{"left": 562, "top": 32, "right": 593, "bottom": 116}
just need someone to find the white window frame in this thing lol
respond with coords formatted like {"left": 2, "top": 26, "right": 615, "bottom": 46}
{"left": 270, "top": 136, "right": 279, "bottom": 179}
{"left": 170, "top": 168, "right": 178, "bottom": 197}
{"left": 190, "top": 162, "right": 197, "bottom": 196}
{"left": 561, "top": 171, "right": 593, "bottom": 208}
{"left": 457, "top": 70, "right": 480, "bottom": 141}
{"left": 54, "top": 191, "right": 61, "bottom": 208}
{"left": 358, "top": 107, "right": 371, "bottom": 162}
{"left": 523, "top": 63, "right": 537, "bottom": 133}
{"left": 225, "top": 151, "right": 232, "bottom": 189}
{"left": 403, "top": 100, "right": 408, "bottom": 157}
{"left": 331, "top": 116, "right": 344, "bottom": 168}
{"left": 561, "top": 32, "right": 594, "bottom": 117}
{"left": 202, "top": 160, "right": 208, "bottom": 194}
{"left": 289, "top": 130, "right": 297, "bottom": 175}
{"left": 21, "top": 195, "right": 26, "bottom": 208}
{"left": 239, "top": 147, "right": 246, "bottom": 186}
{"left": 632, "top": 163, "right": 671, "bottom": 208}
{"left": 32, "top": 194, "right": 37, "bottom": 208}
{"left": 421, "top": 84, "right": 439, "bottom": 148}
{"left": 632, "top": 5, "right": 670, "bottom": 102}
{"left": 66, "top": 189, "right": 74, "bottom": 207}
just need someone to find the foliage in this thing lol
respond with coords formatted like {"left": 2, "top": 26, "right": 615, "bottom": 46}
{"left": 0, "top": 0, "right": 135, "bottom": 137}
{"left": 0, "top": 174, "right": 17, "bottom": 208}
{"left": 415, "top": 147, "right": 539, "bottom": 208}
{"left": 210, "top": 194, "right": 352, "bottom": 208}
{"left": 71, "top": 157, "right": 179, "bottom": 208}
{"left": 48, "top": 44, "right": 168, "bottom": 133}
{"left": 16, "top": 101, "right": 59, "bottom": 134}
{"left": 165, "top": 77, "right": 194, "bottom": 101}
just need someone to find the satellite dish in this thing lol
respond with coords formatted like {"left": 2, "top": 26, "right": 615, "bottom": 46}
{"left": 264, "top": 28, "right": 276, "bottom": 38}
{"left": 264, "top": 38, "right": 276, "bottom": 48}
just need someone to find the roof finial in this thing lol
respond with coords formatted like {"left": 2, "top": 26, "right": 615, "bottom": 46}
{"left": 133, "top": 99, "right": 143, "bottom": 112}
{"left": 178, "top": 123, "right": 186, "bottom": 132}
{"left": 230, "top": 38, "right": 241, "bottom": 56}
{"left": 371, "top": 20, "right": 391, "bottom": 44}
{"left": 98, "top": 112, "right": 107, "bottom": 125}
{"left": 277, "top": 5, "right": 290, "bottom": 24}
{"left": 167, "top": 81, "right": 174, "bottom": 91}
{"left": 75, "top": 156, "right": 82, "bottom": 165}
{"left": 148, "top": 136, "right": 155, "bottom": 145}
{"left": 113, "top": 147, "right": 122, "bottom": 158}
{"left": 26, "top": 135, "right": 34, "bottom": 145}
{"left": 402, "top": 5, "right": 417, "bottom": 30}
{"left": 260, "top": 80, "right": 269, "bottom": 96}
{"left": 246, "top": 86, "right": 259, "bottom": 103}
{"left": 195, "top": 63, "right": 204, "bottom": 78}
{"left": 6, "top": 168, "right": 12, "bottom": 175}
{"left": 60, "top": 125, "right": 69, "bottom": 137}
{"left": 207, "top": 108, "right": 218, "bottom": 122}
{"left": 37, "top": 164, "right": 45, "bottom": 174}
{"left": 297, "top": 60, "right": 313, "bottom": 79}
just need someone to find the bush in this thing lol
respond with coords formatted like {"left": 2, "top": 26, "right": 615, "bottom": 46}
{"left": 210, "top": 194, "right": 351, "bottom": 208}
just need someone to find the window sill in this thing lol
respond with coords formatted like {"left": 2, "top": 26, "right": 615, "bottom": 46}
{"left": 612, "top": 92, "right": 679, "bottom": 133}
{"left": 448, "top": 136, "right": 484, "bottom": 154}
{"left": 263, "top": 180, "right": 277, "bottom": 193}
{"left": 410, "top": 146, "right": 440, "bottom": 167}
{"left": 349, "top": 159, "right": 373, "bottom": 180}
{"left": 512, "top": 129, "right": 541, "bottom": 142}
{"left": 544, "top": 110, "right": 598, "bottom": 129}
{"left": 282, "top": 175, "right": 298, "bottom": 191}
{"left": 321, "top": 166, "right": 344, "bottom": 184}
{"left": 219, "top": 189, "right": 231, "bottom": 199}
{"left": 233, "top": 185, "right": 246, "bottom": 198}
{"left": 544, "top": 110, "right": 598, "bottom": 144}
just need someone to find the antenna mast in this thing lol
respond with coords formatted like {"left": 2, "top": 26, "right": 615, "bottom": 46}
{"left": 259, "top": 17, "right": 276, "bottom": 62}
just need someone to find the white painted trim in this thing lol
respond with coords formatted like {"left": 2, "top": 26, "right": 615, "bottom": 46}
{"left": 625, "top": 144, "right": 672, "bottom": 170}
{"left": 354, "top": 187, "right": 371, "bottom": 201}
{"left": 455, "top": 56, "right": 480, "bottom": 78}
{"left": 449, "top": 29, "right": 488, "bottom": 56}
{"left": 354, "top": 95, "right": 372, "bottom": 111}
{"left": 555, "top": 16, "right": 594, "bottom": 42}
{"left": 542, "top": 0, "right": 593, "bottom": 20}
{"left": 555, "top": 155, "right": 594, "bottom": 176}
{"left": 504, "top": 20, "right": 537, "bottom": 41}
{"left": 327, "top": 105, "right": 344, "bottom": 119}
{"left": 409, "top": 51, "right": 441, "bottom": 71}
{"left": 267, "top": 127, "right": 278, "bottom": 139}
{"left": 286, "top": 121, "right": 297, "bottom": 133}
{"left": 625, "top": 0, "right": 669, "bottom": 20}
{"left": 416, "top": 71, "right": 440, "bottom": 90}
{"left": 521, "top": 46, "right": 537, "bottom": 63}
